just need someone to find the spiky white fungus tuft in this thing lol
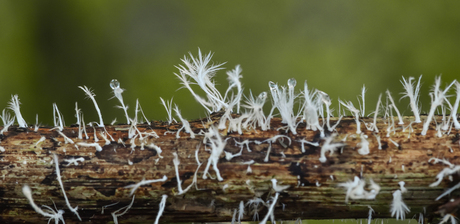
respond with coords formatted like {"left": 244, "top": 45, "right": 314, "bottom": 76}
{"left": 22, "top": 184, "right": 65, "bottom": 224}
{"left": 421, "top": 76, "right": 455, "bottom": 135}
{"left": 202, "top": 126, "right": 226, "bottom": 181}
{"left": 110, "top": 79, "right": 131, "bottom": 124}
{"left": 268, "top": 79, "right": 300, "bottom": 135}
{"left": 302, "top": 81, "right": 323, "bottom": 134}
{"left": 111, "top": 195, "right": 135, "bottom": 224}
{"left": 319, "top": 133, "right": 345, "bottom": 163}
{"left": 175, "top": 49, "right": 227, "bottom": 113}
{"left": 357, "top": 134, "right": 370, "bottom": 155}
{"left": 338, "top": 176, "right": 380, "bottom": 203}
{"left": 79, "top": 86, "right": 104, "bottom": 127}
{"left": 0, "top": 109, "right": 15, "bottom": 134}
{"left": 77, "top": 142, "right": 103, "bottom": 152}
{"left": 390, "top": 190, "right": 410, "bottom": 220}
{"left": 242, "top": 91, "right": 269, "bottom": 131}
{"left": 8, "top": 94, "right": 27, "bottom": 128}
{"left": 53, "top": 154, "right": 82, "bottom": 220}
{"left": 339, "top": 100, "right": 361, "bottom": 134}
{"left": 154, "top": 195, "right": 168, "bottom": 224}
{"left": 174, "top": 105, "right": 195, "bottom": 139}
{"left": 124, "top": 175, "right": 167, "bottom": 196}
{"left": 160, "top": 97, "right": 177, "bottom": 125}
{"left": 400, "top": 76, "right": 422, "bottom": 123}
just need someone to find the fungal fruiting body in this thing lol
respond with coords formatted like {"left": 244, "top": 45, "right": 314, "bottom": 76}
{"left": 400, "top": 76, "right": 422, "bottom": 123}
{"left": 7, "top": 49, "right": 460, "bottom": 222}
{"left": 390, "top": 190, "right": 410, "bottom": 220}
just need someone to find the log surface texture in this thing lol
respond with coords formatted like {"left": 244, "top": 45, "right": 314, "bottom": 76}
{"left": 0, "top": 114, "right": 459, "bottom": 223}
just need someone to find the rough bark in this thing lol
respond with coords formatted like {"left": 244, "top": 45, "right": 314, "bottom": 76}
{"left": 0, "top": 114, "right": 459, "bottom": 223}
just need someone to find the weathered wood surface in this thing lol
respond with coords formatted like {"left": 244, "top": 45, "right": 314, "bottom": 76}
{"left": 0, "top": 114, "right": 459, "bottom": 223}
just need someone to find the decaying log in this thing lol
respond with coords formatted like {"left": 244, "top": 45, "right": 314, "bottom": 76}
{"left": 0, "top": 113, "right": 459, "bottom": 223}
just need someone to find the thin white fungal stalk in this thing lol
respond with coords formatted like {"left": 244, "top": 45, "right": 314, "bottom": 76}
{"left": 8, "top": 94, "right": 27, "bottom": 128}
{"left": 110, "top": 79, "right": 130, "bottom": 124}
{"left": 53, "top": 103, "right": 65, "bottom": 131}
{"left": 371, "top": 94, "right": 382, "bottom": 132}
{"left": 451, "top": 81, "right": 460, "bottom": 129}
{"left": 111, "top": 195, "right": 135, "bottom": 224}
{"left": 34, "top": 114, "right": 39, "bottom": 132}
{"left": 339, "top": 100, "right": 361, "bottom": 134}
{"left": 421, "top": 77, "right": 455, "bottom": 135}
{"left": 134, "top": 99, "right": 150, "bottom": 125}
{"left": 22, "top": 185, "right": 65, "bottom": 224}
{"left": 154, "top": 195, "right": 168, "bottom": 224}
{"left": 79, "top": 86, "right": 104, "bottom": 127}
{"left": 0, "top": 109, "right": 15, "bottom": 134}
{"left": 174, "top": 105, "right": 195, "bottom": 139}
{"left": 53, "top": 154, "right": 81, "bottom": 221}
{"left": 101, "top": 201, "right": 119, "bottom": 214}
{"left": 202, "top": 126, "right": 226, "bottom": 181}
{"left": 259, "top": 192, "right": 279, "bottom": 224}
{"left": 224, "top": 65, "right": 243, "bottom": 113}
{"left": 124, "top": 175, "right": 168, "bottom": 196}
{"left": 358, "top": 85, "right": 366, "bottom": 117}
{"left": 160, "top": 97, "right": 177, "bottom": 125}
{"left": 173, "top": 152, "right": 193, "bottom": 194}
{"left": 317, "top": 90, "right": 333, "bottom": 131}
{"left": 368, "top": 206, "right": 374, "bottom": 224}
{"left": 81, "top": 113, "right": 88, "bottom": 139}
{"left": 75, "top": 102, "right": 83, "bottom": 139}
{"left": 400, "top": 76, "right": 422, "bottom": 123}
{"left": 386, "top": 90, "right": 404, "bottom": 125}
{"left": 238, "top": 200, "right": 245, "bottom": 224}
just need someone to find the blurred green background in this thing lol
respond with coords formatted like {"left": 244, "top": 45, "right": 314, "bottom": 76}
{"left": 1, "top": 0, "right": 459, "bottom": 126}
